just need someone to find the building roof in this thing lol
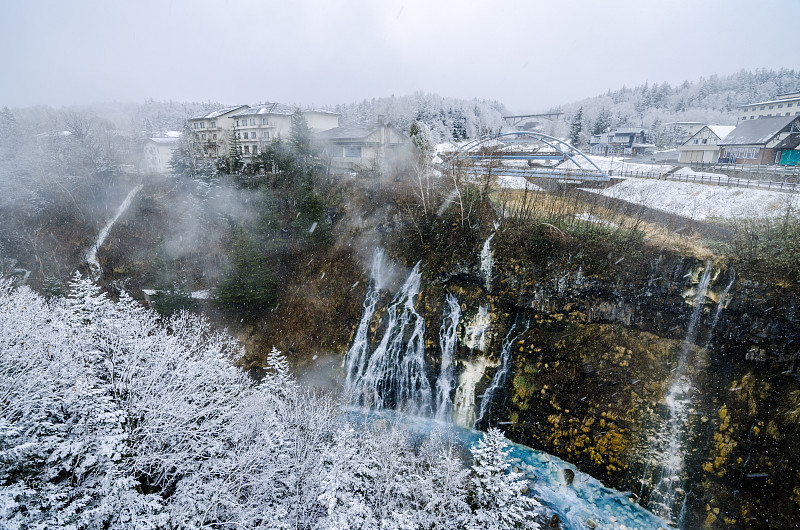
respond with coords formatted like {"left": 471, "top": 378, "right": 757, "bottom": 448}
{"left": 718, "top": 115, "right": 798, "bottom": 146}
{"left": 738, "top": 92, "right": 800, "bottom": 108}
{"left": 147, "top": 137, "right": 180, "bottom": 144}
{"left": 315, "top": 124, "right": 375, "bottom": 141}
{"left": 612, "top": 128, "right": 646, "bottom": 135}
{"left": 231, "top": 103, "right": 297, "bottom": 117}
{"left": 707, "top": 125, "right": 736, "bottom": 139}
{"left": 190, "top": 105, "right": 249, "bottom": 120}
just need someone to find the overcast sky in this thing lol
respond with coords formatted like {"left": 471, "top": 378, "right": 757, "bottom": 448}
{"left": 1, "top": 0, "right": 797, "bottom": 113}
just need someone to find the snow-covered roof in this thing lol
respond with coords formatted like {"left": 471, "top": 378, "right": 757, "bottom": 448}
{"left": 231, "top": 103, "right": 297, "bottom": 117}
{"left": 612, "top": 128, "right": 646, "bottom": 135}
{"left": 737, "top": 93, "right": 800, "bottom": 108}
{"left": 315, "top": 124, "right": 375, "bottom": 141}
{"left": 164, "top": 130, "right": 182, "bottom": 138}
{"left": 190, "top": 105, "right": 249, "bottom": 120}
{"left": 706, "top": 126, "right": 736, "bottom": 140}
{"left": 148, "top": 137, "right": 179, "bottom": 144}
{"left": 718, "top": 115, "right": 798, "bottom": 146}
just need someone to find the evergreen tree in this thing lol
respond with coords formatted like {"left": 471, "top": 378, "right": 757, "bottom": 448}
{"left": 468, "top": 428, "right": 541, "bottom": 529}
{"left": 290, "top": 109, "right": 313, "bottom": 158}
{"left": 592, "top": 108, "right": 613, "bottom": 135}
{"left": 225, "top": 127, "right": 243, "bottom": 175}
{"left": 214, "top": 228, "right": 277, "bottom": 315}
{"left": 569, "top": 107, "right": 584, "bottom": 147}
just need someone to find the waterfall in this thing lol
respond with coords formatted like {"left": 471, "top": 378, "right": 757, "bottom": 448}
{"left": 344, "top": 249, "right": 392, "bottom": 389}
{"left": 435, "top": 294, "right": 461, "bottom": 421}
{"left": 85, "top": 184, "right": 143, "bottom": 280}
{"left": 464, "top": 305, "right": 491, "bottom": 351}
{"left": 345, "top": 261, "right": 432, "bottom": 416}
{"left": 474, "top": 316, "right": 528, "bottom": 429}
{"left": 480, "top": 232, "right": 495, "bottom": 292}
{"left": 705, "top": 270, "right": 735, "bottom": 349}
{"left": 644, "top": 262, "right": 713, "bottom": 524}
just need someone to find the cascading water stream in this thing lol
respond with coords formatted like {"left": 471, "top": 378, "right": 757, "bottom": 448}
{"left": 474, "top": 316, "right": 529, "bottom": 429}
{"left": 480, "top": 232, "right": 495, "bottom": 292}
{"left": 644, "top": 262, "right": 713, "bottom": 524}
{"left": 435, "top": 294, "right": 461, "bottom": 421}
{"left": 345, "top": 261, "right": 432, "bottom": 416}
{"left": 344, "top": 249, "right": 392, "bottom": 389}
{"left": 705, "top": 270, "right": 735, "bottom": 350}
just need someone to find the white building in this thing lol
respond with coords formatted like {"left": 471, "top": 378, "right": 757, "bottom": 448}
{"left": 677, "top": 125, "right": 736, "bottom": 164}
{"left": 738, "top": 91, "right": 800, "bottom": 122}
{"left": 143, "top": 136, "right": 180, "bottom": 174}
{"left": 187, "top": 105, "right": 249, "bottom": 158}
{"left": 227, "top": 103, "right": 339, "bottom": 159}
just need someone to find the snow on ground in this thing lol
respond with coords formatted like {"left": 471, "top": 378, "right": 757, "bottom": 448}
{"left": 673, "top": 167, "right": 727, "bottom": 179}
{"left": 496, "top": 175, "right": 543, "bottom": 191}
{"left": 582, "top": 178, "right": 797, "bottom": 220}
{"left": 561, "top": 155, "right": 674, "bottom": 175}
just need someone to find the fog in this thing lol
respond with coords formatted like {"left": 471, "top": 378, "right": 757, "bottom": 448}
{"left": 1, "top": 0, "right": 797, "bottom": 112}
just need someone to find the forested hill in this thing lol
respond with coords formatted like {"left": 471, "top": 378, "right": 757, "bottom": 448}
{"left": 331, "top": 91, "right": 509, "bottom": 143}
{"left": 543, "top": 68, "right": 800, "bottom": 146}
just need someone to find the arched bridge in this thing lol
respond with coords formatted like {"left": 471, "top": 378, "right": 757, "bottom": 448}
{"left": 447, "top": 131, "right": 609, "bottom": 182}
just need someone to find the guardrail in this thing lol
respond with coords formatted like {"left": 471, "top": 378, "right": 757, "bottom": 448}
{"left": 609, "top": 168, "right": 799, "bottom": 193}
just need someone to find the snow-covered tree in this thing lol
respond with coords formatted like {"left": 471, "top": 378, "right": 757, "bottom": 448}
{"left": 0, "top": 279, "right": 546, "bottom": 529}
{"left": 569, "top": 107, "right": 585, "bottom": 147}
{"left": 468, "top": 428, "right": 541, "bottom": 529}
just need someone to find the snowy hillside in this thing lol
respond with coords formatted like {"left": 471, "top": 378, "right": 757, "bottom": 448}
{"left": 582, "top": 178, "right": 797, "bottom": 221}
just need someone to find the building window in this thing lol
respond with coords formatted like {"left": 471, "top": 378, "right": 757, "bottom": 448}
{"left": 237, "top": 133, "right": 241, "bottom": 139}
{"left": 236, "top": 120, "right": 240, "bottom": 127}
{"left": 213, "top": 134, "right": 217, "bottom": 140}
{"left": 761, "top": 106, "right": 765, "bottom": 110}
{"left": 702, "top": 139, "right": 708, "bottom": 144}
{"left": 769, "top": 105, "right": 774, "bottom": 110}
{"left": 264, "top": 132, "right": 270, "bottom": 139}
{"left": 778, "top": 104, "right": 783, "bottom": 109}
{"left": 201, "top": 133, "right": 206, "bottom": 140}
{"left": 250, "top": 119, "right": 255, "bottom": 126}
{"left": 263, "top": 118, "right": 269, "bottom": 125}
{"left": 243, "top": 132, "right": 249, "bottom": 139}
{"left": 211, "top": 121, "right": 216, "bottom": 128}
{"left": 788, "top": 103, "right": 794, "bottom": 108}
{"left": 345, "top": 145, "right": 362, "bottom": 157}
{"left": 252, "top": 145, "right": 258, "bottom": 155}
{"left": 694, "top": 139, "right": 699, "bottom": 144}
{"left": 244, "top": 146, "right": 250, "bottom": 154}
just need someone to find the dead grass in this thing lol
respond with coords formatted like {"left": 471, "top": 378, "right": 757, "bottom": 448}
{"left": 493, "top": 186, "right": 714, "bottom": 259}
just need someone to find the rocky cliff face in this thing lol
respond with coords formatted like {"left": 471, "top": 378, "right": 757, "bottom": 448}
{"left": 381, "top": 227, "right": 800, "bottom": 528}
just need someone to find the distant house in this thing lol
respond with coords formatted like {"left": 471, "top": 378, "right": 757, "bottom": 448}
{"left": 316, "top": 119, "right": 411, "bottom": 173}
{"left": 228, "top": 103, "right": 339, "bottom": 160}
{"left": 737, "top": 90, "right": 800, "bottom": 122}
{"left": 143, "top": 135, "right": 180, "bottom": 175}
{"left": 588, "top": 128, "right": 648, "bottom": 156}
{"left": 717, "top": 115, "right": 800, "bottom": 165}
{"left": 677, "top": 125, "right": 736, "bottom": 164}
{"left": 187, "top": 105, "right": 249, "bottom": 158}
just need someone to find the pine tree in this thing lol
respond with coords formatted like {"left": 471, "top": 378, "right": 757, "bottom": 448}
{"left": 569, "top": 107, "right": 584, "bottom": 147}
{"left": 226, "top": 127, "right": 243, "bottom": 175}
{"left": 468, "top": 428, "right": 541, "bottom": 529}
{"left": 214, "top": 228, "right": 276, "bottom": 315}
{"left": 592, "top": 108, "right": 613, "bottom": 135}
